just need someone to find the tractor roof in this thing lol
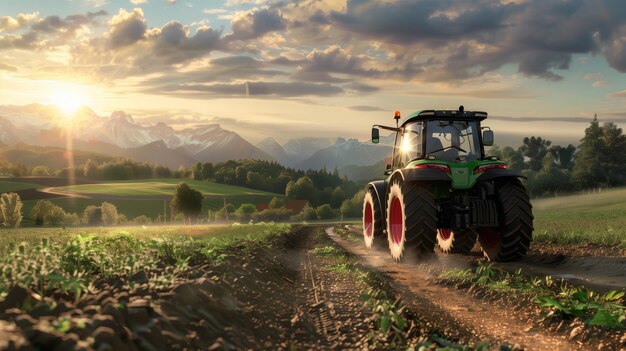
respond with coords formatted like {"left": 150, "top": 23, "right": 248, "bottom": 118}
{"left": 402, "top": 109, "right": 488, "bottom": 127}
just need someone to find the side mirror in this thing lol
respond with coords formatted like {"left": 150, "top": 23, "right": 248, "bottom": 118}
{"left": 384, "top": 163, "right": 392, "bottom": 175}
{"left": 483, "top": 130, "right": 494, "bottom": 146}
{"left": 371, "top": 128, "right": 380, "bottom": 144}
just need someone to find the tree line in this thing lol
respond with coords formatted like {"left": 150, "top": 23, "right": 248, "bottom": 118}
{"left": 489, "top": 117, "right": 626, "bottom": 197}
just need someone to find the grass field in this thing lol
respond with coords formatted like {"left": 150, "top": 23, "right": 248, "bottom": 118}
{"left": 0, "top": 178, "right": 281, "bottom": 226}
{"left": 0, "top": 180, "right": 42, "bottom": 192}
{"left": 57, "top": 178, "right": 276, "bottom": 197}
{"left": 532, "top": 187, "right": 626, "bottom": 247}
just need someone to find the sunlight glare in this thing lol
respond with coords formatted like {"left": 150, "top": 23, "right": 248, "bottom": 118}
{"left": 52, "top": 91, "right": 84, "bottom": 117}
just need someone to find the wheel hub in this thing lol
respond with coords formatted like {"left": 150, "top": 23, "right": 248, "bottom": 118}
{"left": 390, "top": 197, "right": 403, "bottom": 245}
{"left": 438, "top": 228, "right": 452, "bottom": 241}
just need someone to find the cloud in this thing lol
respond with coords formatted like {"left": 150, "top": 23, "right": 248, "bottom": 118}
{"left": 0, "top": 61, "right": 17, "bottom": 71}
{"left": 349, "top": 105, "right": 386, "bottom": 112}
{"left": 131, "top": 0, "right": 149, "bottom": 5}
{"left": 608, "top": 90, "right": 626, "bottom": 98}
{"left": 107, "top": 8, "right": 147, "bottom": 48}
{"left": 226, "top": 7, "right": 286, "bottom": 41}
{"left": 0, "top": 12, "right": 39, "bottom": 32}
{"left": 153, "top": 81, "right": 344, "bottom": 98}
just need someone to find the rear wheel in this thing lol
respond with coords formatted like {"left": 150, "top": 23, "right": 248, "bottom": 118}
{"left": 436, "top": 229, "right": 476, "bottom": 254}
{"left": 477, "top": 180, "right": 533, "bottom": 261}
{"left": 362, "top": 189, "right": 384, "bottom": 249}
{"left": 386, "top": 180, "right": 437, "bottom": 261}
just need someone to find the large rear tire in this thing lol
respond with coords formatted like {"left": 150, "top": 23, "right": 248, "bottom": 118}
{"left": 386, "top": 180, "right": 437, "bottom": 261}
{"left": 477, "top": 180, "right": 533, "bottom": 261}
{"left": 363, "top": 188, "right": 385, "bottom": 249}
{"left": 436, "top": 229, "right": 476, "bottom": 254}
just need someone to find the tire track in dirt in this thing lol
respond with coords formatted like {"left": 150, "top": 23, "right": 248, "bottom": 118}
{"left": 326, "top": 227, "right": 582, "bottom": 351}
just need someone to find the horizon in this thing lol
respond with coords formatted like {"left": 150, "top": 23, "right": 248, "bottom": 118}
{"left": 0, "top": 1, "right": 625, "bottom": 147}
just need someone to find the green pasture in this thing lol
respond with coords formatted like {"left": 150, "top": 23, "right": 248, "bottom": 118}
{"left": 56, "top": 178, "right": 276, "bottom": 197}
{"left": 531, "top": 187, "right": 626, "bottom": 247}
{"left": 0, "top": 180, "right": 41, "bottom": 192}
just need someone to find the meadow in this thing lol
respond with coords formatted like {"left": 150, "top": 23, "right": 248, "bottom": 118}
{"left": 531, "top": 187, "right": 626, "bottom": 247}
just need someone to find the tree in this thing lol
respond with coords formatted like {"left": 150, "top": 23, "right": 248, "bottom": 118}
{"left": 101, "top": 202, "right": 119, "bottom": 226}
{"left": 84, "top": 205, "right": 103, "bottom": 225}
{"left": 550, "top": 144, "right": 576, "bottom": 170}
{"left": 201, "top": 163, "right": 214, "bottom": 180}
{"left": 499, "top": 147, "right": 525, "bottom": 171}
{"left": 286, "top": 176, "right": 317, "bottom": 204}
{"left": 316, "top": 204, "right": 336, "bottom": 220}
{"left": 330, "top": 186, "right": 346, "bottom": 208}
{"left": 31, "top": 200, "right": 66, "bottom": 226}
{"left": 31, "top": 166, "right": 50, "bottom": 176}
{"left": 340, "top": 190, "right": 365, "bottom": 218}
{"left": 170, "top": 182, "right": 204, "bottom": 224}
{"left": 133, "top": 215, "right": 152, "bottom": 225}
{"left": 192, "top": 162, "right": 203, "bottom": 180}
{"left": 235, "top": 204, "right": 257, "bottom": 222}
{"left": 269, "top": 196, "right": 285, "bottom": 209}
{"left": 572, "top": 117, "right": 626, "bottom": 188}
{"left": 0, "top": 193, "right": 23, "bottom": 228}
{"left": 518, "top": 136, "right": 552, "bottom": 171}
{"left": 84, "top": 159, "right": 99, "bottom": 178}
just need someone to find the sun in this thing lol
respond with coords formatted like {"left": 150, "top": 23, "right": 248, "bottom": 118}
{"left": 52, "top": 91, "right": 84, "bottom": 117}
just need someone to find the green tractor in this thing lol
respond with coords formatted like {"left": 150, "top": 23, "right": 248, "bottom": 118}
{"left": 363, "top": 107, "right": 533, "bottom": 262}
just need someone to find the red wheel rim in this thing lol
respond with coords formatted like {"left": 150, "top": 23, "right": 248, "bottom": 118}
{"left": 438, "top": 228, "right": 452, "bottom": 241}
{"left": 390, "top": 197, "right": 403, "bottom": 244}
{"left": 364, "top": 202, "right": 373, "bottom": 237}
{"left": 479, "top": 227, "right": 499, "bottom": 248}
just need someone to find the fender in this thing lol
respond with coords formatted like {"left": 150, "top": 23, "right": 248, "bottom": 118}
{"left": 391, "top": 168, "right": 452, "bottom": 183}
{"left": 366, "top": 180, "right": 387, "bottom": 218}
{"left": 476, "top": 168, "right": 526, "bottom": 183}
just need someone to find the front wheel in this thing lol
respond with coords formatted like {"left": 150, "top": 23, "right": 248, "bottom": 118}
{"left": 477, "top": 180, "right": 533, "bottom": 261}
{"left": 386, "top": 180, "right": 437, "bottom": 261}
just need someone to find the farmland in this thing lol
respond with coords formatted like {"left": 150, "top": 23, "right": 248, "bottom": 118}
{"left": 532, "top": 187, "right": 626, "bottom": 247}
{"left": 0, "top": 177, "right": 281, "bottom": 225}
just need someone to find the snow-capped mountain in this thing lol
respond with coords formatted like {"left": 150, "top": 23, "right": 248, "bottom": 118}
{"left": 0, "top": 104, "right": 273, "bottom": 166}
{"left": 296, "top": 138, "right": 393, "bottom": 170}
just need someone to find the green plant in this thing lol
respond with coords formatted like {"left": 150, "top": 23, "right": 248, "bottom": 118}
{"left": 535, "top": 289, "right": 625, "bottom": 328}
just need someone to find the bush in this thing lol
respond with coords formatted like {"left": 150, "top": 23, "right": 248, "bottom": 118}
{"left": 340, "top": 190, "right": 365, "bottom": 218}
{"left": 101, "top": 202, "right": 119, "bottom": 226}
{"left": 31, "top": 165, "right": 50, "bottom": 176}
{"left": 84, "top": 205, "right": 103, "bottom": 226}
{"left": 292, "top": 204, "right": 318, "bottom": 221}
{"left": 252, "top": 208, "right": 293, "bottom": 222}
{"left": 215, "top": 204, "right": 235, "bottom": 221}
{"left": 316, "top": 204, "right": 336, "bottom": 220}
{"left": 269, "top": 196, "right": 285, "bottom": 209}
{"left": 132, "top": 215, "right": 152, "bottom": 225}
{"left": 0, "top": 193, "right": 23, "bottom": 228}
{"left": 63, "top": 213, "right": 81, "bottom": 226}
{"left": 118, "top": 214, "right": 128, "bottom": 224}
{"left": 235, "top": 203, "right": 257, "bottom": 222}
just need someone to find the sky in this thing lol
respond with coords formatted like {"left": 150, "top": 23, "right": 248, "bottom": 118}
{"left": 1, "top": 0, "right": 626, "bottom": 146}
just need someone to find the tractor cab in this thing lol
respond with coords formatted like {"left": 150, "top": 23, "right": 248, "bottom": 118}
{"left": 372, "top": 106, "right": 495, "bottom": 172}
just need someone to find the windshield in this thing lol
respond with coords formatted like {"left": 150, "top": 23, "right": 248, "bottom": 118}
{"left": 425, "top": 120, "right": 481, "bottom": 161}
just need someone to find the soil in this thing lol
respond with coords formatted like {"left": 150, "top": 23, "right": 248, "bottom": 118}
{"left": 332, "top": 226, "right": 626, "bottom": 351}
{"left": 0, "top": 226, "right": 624, "bottom": 351}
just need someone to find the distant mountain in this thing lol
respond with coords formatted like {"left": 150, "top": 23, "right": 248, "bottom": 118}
{"left": 282, "top": 137, "right": 339, "bottom": 166}
{"left": 123, "top": 141, "right": 197, "bottom": 169}
{"left": 0, "top": 104, "right": 273, "bottom": 167}
{"left": 256, "top": 137, "right": 288, "bottom": 164}
{"left": 296, "top": 138, "right": 392, "bottom": 170}
{"left": 339, "top": 160, "right": 387, "bottom": 182}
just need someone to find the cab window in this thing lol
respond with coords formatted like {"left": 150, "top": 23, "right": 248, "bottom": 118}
{"left": 393, "top": 122, "right": 423, "bottom": 168}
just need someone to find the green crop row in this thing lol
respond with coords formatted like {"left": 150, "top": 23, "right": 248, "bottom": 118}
{"left": 0, "top": 223, "right": 292, "bottom": 302}
{"left": 439, "top": 262, "right": 626, "bottom": 329}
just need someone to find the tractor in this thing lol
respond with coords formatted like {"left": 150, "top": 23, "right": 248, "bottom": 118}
{"left": 363, "top": 107, "right": 533, "bottom": 262}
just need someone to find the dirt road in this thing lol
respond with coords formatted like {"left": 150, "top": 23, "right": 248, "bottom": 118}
{"left": 325, "top": 226, "right": 626, "bottom": 351}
